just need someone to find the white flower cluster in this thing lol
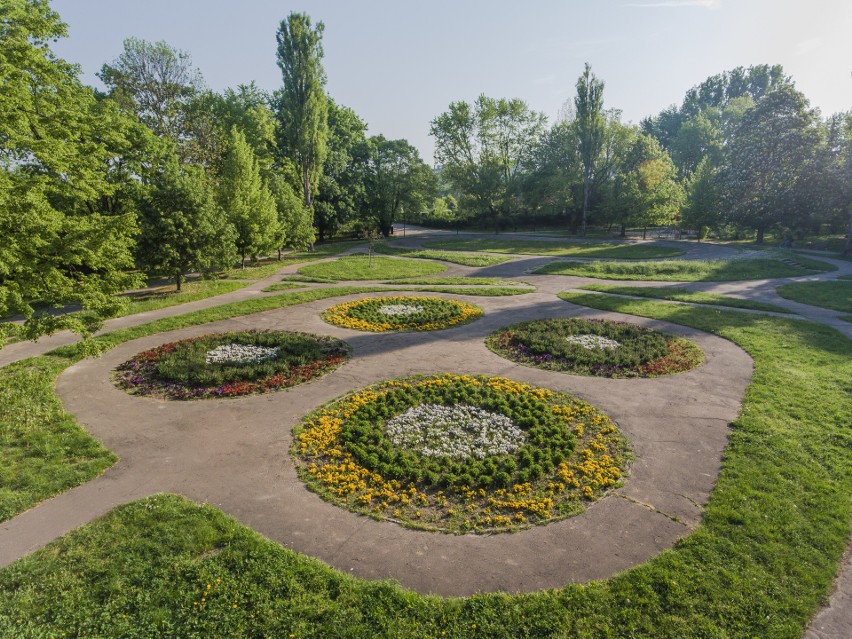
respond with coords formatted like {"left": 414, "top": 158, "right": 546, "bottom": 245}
{"left": 565, "top": 334, "right": 621, "bottom": 350}
{"left": 205, "top": 343, "right": 279, "bottom": 365}
{"left": 377, "top": 304, "right": 424, "bottom": 317}
{"left": 385, "top": 403, "right": 526, "bottom": 459}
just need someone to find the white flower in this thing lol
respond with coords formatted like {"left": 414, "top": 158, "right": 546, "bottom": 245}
{"left": 205, "top": 343, "right": 279, "bottom": 365}
{"left": 377, "top": 304, "right": 424, "bottom": 317}
{"left": 565, "top": 334, "right": 621, "bottom": 350}
{"left": 385, "top": 404, "right": 526, "bottom": 459}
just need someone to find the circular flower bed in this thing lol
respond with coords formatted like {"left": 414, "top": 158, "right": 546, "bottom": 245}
{"left": 293, "top": 374, "right": 631, "bottom": 533}
{"left": 322, "top": 296, "right": 483, "bottom": 332}
{"left": 487, "top": 318, "right": 703, "bottom": 377}
{"left": 114, "top": 330, "right": 350, "bottom": 399}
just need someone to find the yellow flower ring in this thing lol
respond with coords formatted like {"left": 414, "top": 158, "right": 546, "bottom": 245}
{"left": 292, "top": 374, "right": 632, "bottom": 534}
{"left": 321, "top": 296, "right": 483, "bottom": 332}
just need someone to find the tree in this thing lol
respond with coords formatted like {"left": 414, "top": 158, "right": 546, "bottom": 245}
{"left": 211, "top": 83, "right": 278, "bottom": 176}
{"left": 270, "top": 173, "right": 314, "bottom": 253}
{"left": 361, "top": 136, "right": 435, "bottom": 237}
{"left": 682, "top": 157, "right": 722, "bottom": 239}
{"left": 137, "top": 155, "right": 236, "bottom": 290}
{"left": 575, "top": 63, "right": 605, "bottom": 236}
{"left": 275, "top": 12, "right": 328, "bottom": 215}
{"left": 313, "top": 98, "right": 368, "bottom": 241}
{"left": 431, "top": 95, "right": 545, "bottom": 231}
{"left": 218, "top": 128, "right": 280, "bottom": 265}
{"left": 1, "top": 0, "right": 141, "bottom": 347}
{"left": 723, "top": 85, "right": 821, "bottom": 243}
{"left": 612, "top": 135, "right": 683, "bottom": 238}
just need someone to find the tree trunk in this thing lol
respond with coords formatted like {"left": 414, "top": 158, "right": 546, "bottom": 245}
{"left": 241, "top": 251, "right": 246, "bottom": 269}
{"left": 303, "top": 167, "right": 311, "bottom": 209}
{"left": 756, "top": 227, "right": 765, "bottom": 244}
{"left": 581, "top": 170, "right": 590, "bottom": 237}
{"left": 175, "top": 272, "right": 183, "bottom": 292}
{"left": 843, "top": 205, "right": 852, "bottom": 256}
{"left": 642, "top": 227, "right": 647, "bottom": 240}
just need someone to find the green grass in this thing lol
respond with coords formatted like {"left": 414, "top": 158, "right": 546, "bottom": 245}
{"left": 839, "top": 315, "right": 852, "bottom": 323}
{"left": 256, "top": 282, "right": 307, "bottom": 292}
{"left": 535, "top": 257, "right": 836, "bottom": 281}
{"left": 1, "top": 295, "right": 849, "bottom": 637}
{"left": 278, "top": 274, "right": 336, "bottom": 283}
{"left": 373, "top": 243, "right": 511, "bottom": 266}
{"left": 122, "top": 280, "right": 248, "bottom": 314}
{"left": 424, "top": 238, "right": 685, "bottom": 259}
{"left": 383, "top": 277, "right": 530, "bottom": 287}
{"left": 0, "top": 286, "right": 395, "bottom": 523}
{"left": 775, "top": 280, "right": 852, "bottom": 313}
{"left": 221, "top": 241, "right": 363, "bottom": 280}
{"left": 579, "top": 284, "right": 794, "bottom": 313}
{"left": 298, "top": 255, "right": 446, "bottom": 281}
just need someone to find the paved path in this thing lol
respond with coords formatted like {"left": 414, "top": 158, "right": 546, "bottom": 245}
{"left": 0, "top": 234, "right": 849, "bottom": 630}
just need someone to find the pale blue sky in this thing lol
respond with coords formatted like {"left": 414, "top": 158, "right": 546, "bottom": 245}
{"left": 52, "top": 0, "right": 851, "bottom": 162}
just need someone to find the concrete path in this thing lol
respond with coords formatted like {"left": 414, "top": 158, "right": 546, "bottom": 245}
{"left": 0, "top": 233, "right": 849, "bottom": 630}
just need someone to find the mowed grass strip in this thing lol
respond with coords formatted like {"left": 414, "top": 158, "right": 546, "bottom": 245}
{"left": 579, "top": 284, "right": 793, "bottom": 313}
{"left": 298, "top": 255, "right": 446, "bottom": 281}
{"left": 0, "top": 287, "right": 396, "bottom": 522}
{"left": 0, "top": 297, "right": 849, "bottom": 637}
{"left": 424, "top": 238, "right": 684, "bottom": 259}
{"left": 221, "top": 241, "right": 364, "bottom": 280}
{"left": 373, "top": 243, "right": 511, "bottom": 266}
{"left": 535, "top": 257, "right": 835, "bottom": 281}
{"left": 122, "top": 280, "right": 248, "bottom": 315}
{"left": 382, "top": 277, "right": 530, "bottom": 286}
{"left": 775, "top": 280, "right": 852, "bottom": 313}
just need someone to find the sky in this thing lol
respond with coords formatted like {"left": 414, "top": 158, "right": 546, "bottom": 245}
{"left": 51, "top": 0, "right": 852, "bottom": 163}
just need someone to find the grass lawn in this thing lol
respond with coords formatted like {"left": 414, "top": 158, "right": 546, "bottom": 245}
{"left": 298, "top": 255, "right": 446, "bottom": 280}
{"left": 579, "top": 285, "right": 794, "bottom": 313}
{"left": 122, "top": 280, "right": 247, "bottom": 314}
{"left": 383, "top": 277, "right": 530, "bottom": 286}
{"left": 0, "top": 286, "right": 400, "bottom": 523}
{"left": 222, "top": 241, "right": 363, "bottom": 280}
{"left": 424, "top": 238, "right": 685, "bottom": 259}
{"left": 373, "top": 243, "right": 511, "bottom": 267}
{"left": 775, "top": 280, "right": 852, "bottom": 313}
{"left": 0, "top": 293, "right": 849, "bottom": 637}
{"left": 534, "top": 257, "right": 835, "bottom": 281}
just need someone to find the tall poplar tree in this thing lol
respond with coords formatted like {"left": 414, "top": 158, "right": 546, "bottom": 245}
{"left": 575, "top": 63, "right": 605, "bottom": 236}
{"left": 275, "top": 12, "right": 328, "bottom": 217}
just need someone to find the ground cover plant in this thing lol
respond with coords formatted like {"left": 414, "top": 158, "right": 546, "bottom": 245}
{"left": 534, "top": 256, "right": 835, "bottom": 281}
{"left": 114, "top": 330, "right": 350, "bottom": 400}
{"left": 298, "top": 255, "right": 446, "bottom": 281}
{"left": 488, "top": 318, "right": 703, "bottom": 377}
{"left": 579, "top": 284, "right": 794, "bottom": 313}
{"left": 322, "top": 296, "right": 483, "bottom": 332}
{"left": 775, "top": 280, "right": 852, "bottom": 313}
{"left": 383, "top": 277, "right": 531, "bottom": 287}
{"left": 0, "top": 297, "right": 849, "bottom": 637}
{"left": 373, "top": 243, "right": 511, "bottom": 267}
{"left": 293, "top": 374, "right": 629, "bottom": 533}
{"left": 424, "top": 238, "right": 684, "bottom": 259}
{"left": 256, "top": 282, "right": 307, "bottom": 292}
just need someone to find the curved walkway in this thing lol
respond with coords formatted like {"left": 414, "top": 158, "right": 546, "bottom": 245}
{"left": 0, "top": 233, "right": 849, "bottom": 630}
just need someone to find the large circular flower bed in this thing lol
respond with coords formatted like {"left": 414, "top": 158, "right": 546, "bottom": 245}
{"left": 293, "top": 374, "right": 631, "bottom": 533}
{"left": 114, "top": 330, "right": 350, "bottom": 399}
{"left": 487, "top": 318, "right": 703, "bottom": 377}
{"left": 322, "top": 296, "right": 483, "bottom": 332}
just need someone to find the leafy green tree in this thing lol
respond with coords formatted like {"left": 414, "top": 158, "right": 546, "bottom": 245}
{"left": 682, "top": 156, "right": 722, "bottom": 239}
{"left": 211, "top": 83, "right": 278, "bottom": 175}
{"left": 270, "top": 173, "right": 314, "bottom": 253}
{"left": 313, "top": 98, "right": 368, "bottom": 241}
{"left": 218, "top": 128, "right": 280, "bottom": 265}
{"left": 723, "top": 85, "right": 821, "bottom": 243}
{"left": 275, "top": 12, "right": 328, "bottom": 213}
{"left": 137, "top": 155, "right": 236, "bottom": 290}
{"left": 98, "top": 37, "right": 218, "bottom": 167}
{"left": 525, "top": 120, "right": 581, "bottom": 222}
{"left": 361, "top": 136, "right": 436, "bottom": 236}
{"left": 575, "top": 63, "right": 605, "bottom": 236}
{"left": 612, "top": 135, "right": 684, "bottom": 238}
{"left": 1, "top": 0, "right": 141, "bottom": 346}
{"left": 431, "top": 95, "right": 545, "bottom": 231}
{"left": 670, "top": 111, "right": 723, "bottom": 177}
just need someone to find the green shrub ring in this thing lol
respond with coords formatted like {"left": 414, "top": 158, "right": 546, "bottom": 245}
{"left": 487, "top": 317, "right": 704, "bottom": 377}
{"left": 293, "top": 374, "right": 631, "bottom": 533}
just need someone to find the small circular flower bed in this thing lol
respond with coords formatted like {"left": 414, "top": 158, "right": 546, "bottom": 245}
{"left": 322, "top": 296, "right": 483, "bottom": 332}
{"left": 293, "top": 374, "right": 631, "bottom": 533}
{"left": 114, "top": 330, "right": 350, "bottom": 399}
{"left": 487, "top": 318, "right": 704, "bottom": 377}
